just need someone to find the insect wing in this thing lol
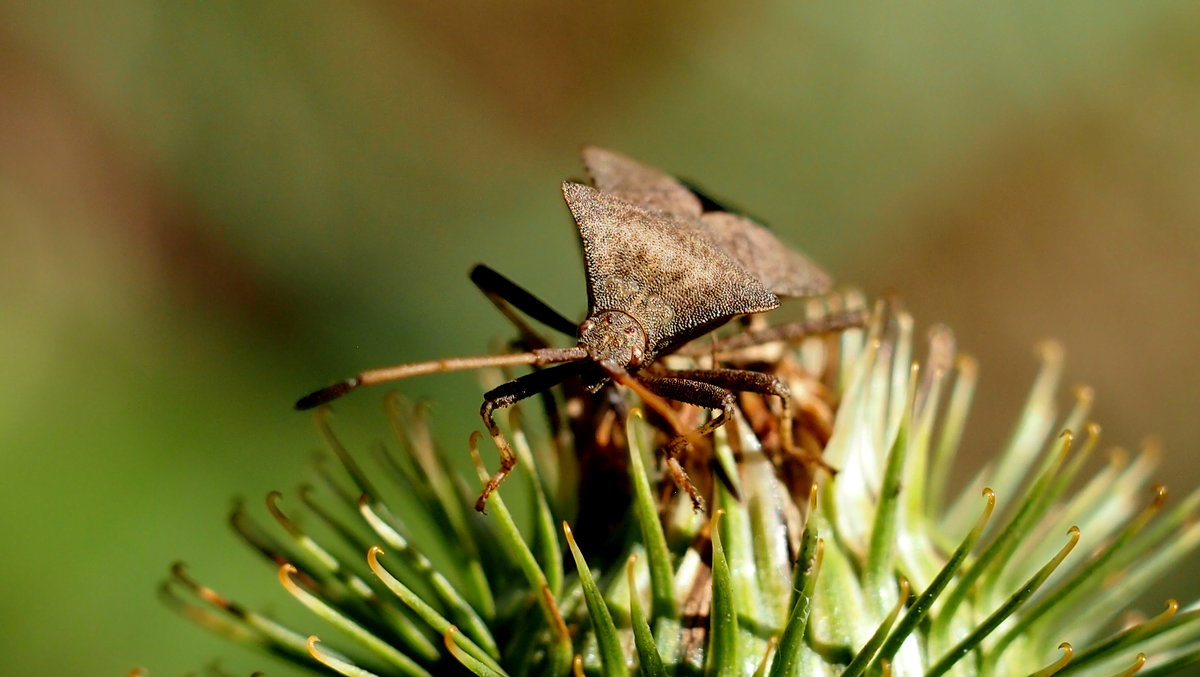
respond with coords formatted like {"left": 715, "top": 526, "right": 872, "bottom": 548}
{"left": 581, "top": 146, "right": 703, "bottom": 220}
{"left": 582, "top": 146, "right": 831, "bottom": 298}
{"left": 696, "top": 212, "right": 832, "bottom": 297}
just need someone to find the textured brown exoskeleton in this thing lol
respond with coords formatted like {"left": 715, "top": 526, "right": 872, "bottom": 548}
{"left": 297, "top": 155, "right": 849, "bottom": 512}
{"left": 581, "top": 146, "right": 832, "bottom": 298}
{"left": 582, "top": 146, "right": 865, "bottom": 354}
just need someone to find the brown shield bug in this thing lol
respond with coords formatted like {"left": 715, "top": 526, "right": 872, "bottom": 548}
{"left": 297, "top": 150, "right": 856, "bottom": 512}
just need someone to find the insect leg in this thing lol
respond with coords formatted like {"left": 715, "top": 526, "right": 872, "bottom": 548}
{"left": 470, "top": 264, "right": 579, "bottom": 339}
{"left": 676, "top": 306, "right": 869, "bottom": 356}
{"left": 470, "top": 264, "right": 583, "bottom": 446}
{"left": 476, "top": 361, "right": 582, "bottom": 512}
{"left": 666, "top": 367, "right": 791, "bottom": 451}
{"left": 637, "top": 375, "right": 738, "bottom": 511}
{"left": 640, "top": 376, "right": 739, "bottom": 436}
{"left": 603, "top": 365, "right": 705, "bottom": 448}
{"left": 667, "top": 368, "right": 835, "bottom": 473}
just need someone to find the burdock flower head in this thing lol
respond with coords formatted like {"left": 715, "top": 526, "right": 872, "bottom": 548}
{"left": 158, "top": 295, "right": 1200, "bottom": 676}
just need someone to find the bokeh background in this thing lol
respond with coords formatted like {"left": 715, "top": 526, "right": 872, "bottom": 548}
{"left": 3, "top": 2, "right": 1199, "bottom": 674}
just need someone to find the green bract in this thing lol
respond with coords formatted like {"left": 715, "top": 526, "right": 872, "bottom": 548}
{"left": 160, "top": 300, "right": 1200, "bottom": 676}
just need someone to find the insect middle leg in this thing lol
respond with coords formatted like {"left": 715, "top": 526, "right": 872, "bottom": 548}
{"left": 476, "top": 361, "right": 581, "bottom": 512}
{"left": 677, "top": 306, "right": 870, "bottom": 357}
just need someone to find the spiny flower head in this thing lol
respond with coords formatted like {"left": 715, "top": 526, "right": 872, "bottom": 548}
{"left": 155, "top": 298, "right": 1200, "bottom": 676}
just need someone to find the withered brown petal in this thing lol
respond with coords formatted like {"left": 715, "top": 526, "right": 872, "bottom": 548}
{"left": 581, "top": 146, "right": 704, "bottom": 220}
{"left": 697, "top": 211, "right": 832, "bottom": 297}
{"left": 562, "top": 182, "right": 778, "bottom": 357}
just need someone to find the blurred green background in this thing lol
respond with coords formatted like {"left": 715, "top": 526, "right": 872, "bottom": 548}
{"left": 3, "top": 2, "right": 1200, "bottom": 674}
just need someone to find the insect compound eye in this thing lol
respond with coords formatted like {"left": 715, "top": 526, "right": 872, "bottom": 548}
{"left": 578, "top": 319, "right": 595, "bottom": 336}
{"left": 630, "top": 345, "right": 644, "bottom": 366}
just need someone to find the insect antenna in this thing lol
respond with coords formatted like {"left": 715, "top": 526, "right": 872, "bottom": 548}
{"left": 469, "top": 264, "right": 578, "bottom": 338}
{"left": 295, "top": 346, "right": 589, "bottom": 410}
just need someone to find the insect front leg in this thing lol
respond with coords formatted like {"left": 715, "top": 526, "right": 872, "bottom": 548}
{"left": 666, "top": 368, "right": 835, "bottom": 474}
{"left": 667, "top": 368, "right": 790, "bottom": 447}
{"left": 637, "top": 374, "right": 739, "bottom": 511}
{"left": 475, "top": 362, "right": 581, "bottom": 513}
